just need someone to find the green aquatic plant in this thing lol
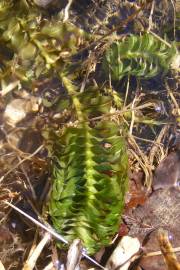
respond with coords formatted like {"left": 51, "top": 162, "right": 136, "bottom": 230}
{"left": 2, "top": 0, "right": 177, "bottom": 256}
{"left": 0, "top": 1, "right": 129, "bottom": 254}
{"left": 0, "top": 0, "right": 89, "bottom": 85}
{"left": 103, "top": 33, "right": 177, "bottom": 80}
{"left": 49, "top": 76, "right": 129, "bottom": 254}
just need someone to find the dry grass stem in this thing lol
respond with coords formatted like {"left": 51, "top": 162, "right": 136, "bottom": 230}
{"left": 133, "top": 135, "right": 164, "bottom": 145}
{"left": 148, "top": 125, "right": 169, "bottom": 165}
{"left": 23, "top": 232, "right": 51, "bottom": 270}
{"left": 4, "top": 201, "right": 68, "bottom": 244}
{"left": 170, "top": 0, "right": 176, "bottom": 39}
{"left": 129, "top": 95, "right": 138, "bottom": 135}
{"left": 147, "top": 0, "right": 155, "bottom": 31}
{"left": 63, "top": 0, "right": 74, "bottom": 22}
{"left": 90, "top": 102, "right": 160, "bottom": 122}
{"left": 18, "top": 157, "right": 37, "bottom": 201}
{"left": 145, "top": 247, "right": 180, "bottom": 257}
{"left": 0, "top": 80, "right": 20, "bottom": 96}
{"left": 43, "top": 262, "right": 56, "bottom": 270}
{"left": 166, "top": 81, "right": 180, "bottom": 112}
{"left": 148, "top": 30, "right": 172, "bottom": 48}
{"left": 123, "top": 76, "right": 130, "bottom": 107}
{"left": 128, "top": 134, "right": 153, "bottom": 187}
{"left": 0, "top": 145, "right": 43, "bottom": 183}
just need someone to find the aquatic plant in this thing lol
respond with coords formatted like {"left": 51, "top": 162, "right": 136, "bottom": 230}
{"left": 3, "top": 0, "right": 178, "bottom": 256}
{"left": 103, "top": 33, "right": 177, "bottom": 80}
{"left": 0, "top": 0, "right": 88, "bottom": 85}
{"left": 49, "top": 76, "right": 129, "bottom": 254}
{"left": 0, "top": 1, "right": 128, "bottom": 254}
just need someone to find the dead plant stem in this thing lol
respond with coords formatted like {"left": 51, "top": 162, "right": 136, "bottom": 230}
{"left": 145, "top": 247, "right": 180, "bottom": 257}
{"left": 23, "top": 232, "right": 51, "bottom": 270}
{"left": 148, "top": 30, "right": 172, "bottom": 48}
{"left": 124, "top": 76, "right": 130, "bottom": 107}
{"left": 149, "top": 125, "right": 169, "bottom": 165}
{"left": 147, "top": 0, "right": 155, "bottom": 31}
{"left": 0, "top": 145, "right": 43, "bottom": 183}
